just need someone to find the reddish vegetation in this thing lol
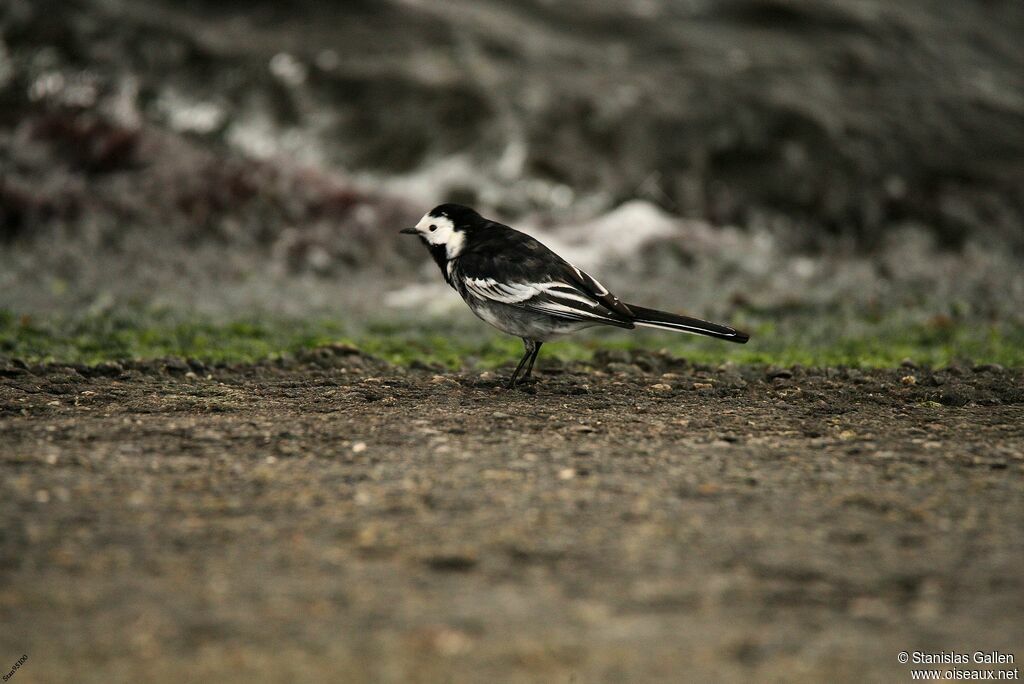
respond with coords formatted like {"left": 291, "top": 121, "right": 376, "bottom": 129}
{"left": 3, "top": 105, "right": 420, "bottom": 272}
{"left": 31, "top": 112, "right": 141, "bottom": 173}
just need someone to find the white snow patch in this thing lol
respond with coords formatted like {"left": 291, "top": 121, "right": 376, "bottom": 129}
{"left": 156, "top": 88, "right": 225, "bottom": 135}
{"left": 383, "top": 282, "right": 464, "bottom": 314}
{"left": 269, "top": 52, "right": 308, "bottom": 86}
{"left": 525, "top": 200, "right": 681, "bottom": 271}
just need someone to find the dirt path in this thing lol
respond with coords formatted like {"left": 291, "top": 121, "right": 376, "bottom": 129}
{"left": 2, "top": 354, "right": 1022, "bottom": 683}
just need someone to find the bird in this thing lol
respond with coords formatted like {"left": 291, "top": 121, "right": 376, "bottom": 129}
{"left": 400, "top": 203, "right": 749, "bottom": 388}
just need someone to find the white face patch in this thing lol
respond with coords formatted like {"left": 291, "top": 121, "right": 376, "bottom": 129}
{"left": 415, "top": 213, "right": 465, "bottom": 259}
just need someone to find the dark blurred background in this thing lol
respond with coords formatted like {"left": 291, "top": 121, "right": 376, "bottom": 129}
{"left": 1, "top": 0, "right": 1022, "bottom": 327}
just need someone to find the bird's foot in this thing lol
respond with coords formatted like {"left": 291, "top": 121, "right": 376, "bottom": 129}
{"left": 506, "top": 375, "right": 538, "bottom": 390}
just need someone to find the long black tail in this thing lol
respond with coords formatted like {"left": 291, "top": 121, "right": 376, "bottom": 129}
{"left": 625, "top": 304, "right": 750, "bottom": 344}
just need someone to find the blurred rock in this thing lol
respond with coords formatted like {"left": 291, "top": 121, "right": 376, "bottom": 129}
{"left": 2, "top": 0, "right": 1023, "bottom": 246}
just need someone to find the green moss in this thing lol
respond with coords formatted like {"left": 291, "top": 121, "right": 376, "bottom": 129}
{"left": 1, "top": 307, "right": 1022, "bottom": 368}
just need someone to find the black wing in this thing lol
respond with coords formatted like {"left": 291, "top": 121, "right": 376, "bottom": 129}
{"left": 455, "top": 225, "right": 635, "bottom": 329}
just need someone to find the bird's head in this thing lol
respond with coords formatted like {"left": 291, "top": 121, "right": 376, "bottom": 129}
{"left": 400, "top": 203, "right": 482, "bottom": 259}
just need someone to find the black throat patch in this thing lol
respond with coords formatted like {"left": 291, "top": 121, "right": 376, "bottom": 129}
{"left": 423, "top": 239, "right": 452, "bottom": 284}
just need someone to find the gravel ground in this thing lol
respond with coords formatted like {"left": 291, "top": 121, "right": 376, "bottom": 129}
{"left": 1, "top": 353, "right": 1022, "bottom": 683}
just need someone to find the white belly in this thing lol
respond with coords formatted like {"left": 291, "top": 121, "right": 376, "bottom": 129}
{"left": 468, "top": 299, "right": 592, "bottom": 341}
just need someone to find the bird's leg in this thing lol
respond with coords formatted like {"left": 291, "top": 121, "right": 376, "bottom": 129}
{"left": 507, "top": 339, "right": 536, "bottom": 388}
{"left": 522, "top": 341, "right": 543, "bottom": 381}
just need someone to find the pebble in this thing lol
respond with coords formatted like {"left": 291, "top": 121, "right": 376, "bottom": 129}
{"left": 424, "top": 553, "right": 478, "bottom": 572}
{"left": 939, "top": 388, "right": 972, "bottom": 407}
{"left": 163, "top": 357, "right": 189, "bottom": 373}
{"left": 95, "top": 361, "right": 125, "bottom": 377}
{"left": 607, "top": 363, "right": 642, "bottom": 375}
{"left": 973, "top": 363, "right": 1004, "bottom": 373}
{"left": 351, "top": 441, "right": 367, "bottom": 454}
{"left": 650, "top": 383, "right": 673, "bottom": 392}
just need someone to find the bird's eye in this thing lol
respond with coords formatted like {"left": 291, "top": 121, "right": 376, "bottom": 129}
{"left": 429, "top": 224, "right": 437, "bottom": 232}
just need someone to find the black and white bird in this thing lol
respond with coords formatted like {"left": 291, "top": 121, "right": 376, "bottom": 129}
{"left": 401, "top": 204, "right": 749, "bottom": 388}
